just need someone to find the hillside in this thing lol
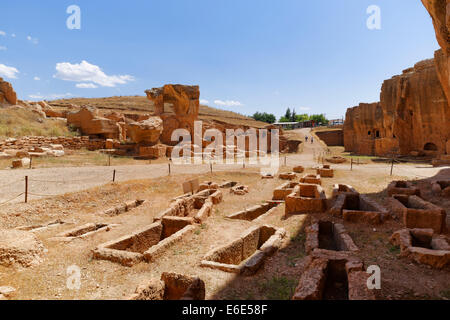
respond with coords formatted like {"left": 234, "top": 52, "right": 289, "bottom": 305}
{"left": 49, "top": 96, "right": 268, "bottom": 128}
{"left": 0, "top": 107, "right": 75, "bottom": 138}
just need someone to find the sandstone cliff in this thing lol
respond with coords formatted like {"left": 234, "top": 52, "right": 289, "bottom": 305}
{"left": 344, "top": 1, "right": 450, "bottom": 157}
{"left": 0, "top": 77, "right": 18, "bottom": 105}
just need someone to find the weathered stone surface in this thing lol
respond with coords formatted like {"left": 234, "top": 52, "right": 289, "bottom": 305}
{"left": 422, "top": 0, "right": 450, "bottom": 108}
{"left": 293, "top": 165, "right": 305, "bottom": 173}
{"left": 130, "top": 273, "right": 205, "bottom": 300}
{"left": 345, "top": 2, "right": 450, "bottom": 157}
{"left": 387, "top": 181, "right": 421, "bottom": 197}
{"left": 344, "top": 59, "right": 450, "bottom": 156}
{"left": 389, "top": 195, "right": 446, "bottom": 233}
{"left": 390, "top": 228, "right": 450, "bottom": 269}
{"left": 67, "top": 107, "right": 121, "bottom": 139}
{"left": 145, "top": 84, "right": 200, "bottom": 145}
{"left": 230, "top": 185, "right": 249, "bottom": 195}
{"left": 0, "top": 77, "right": 17, "bottom": 105}
{"left": 201, "top": 225, "right": 285, "bottom": 275}
{"left": 279, "top": 172, "right": 297, "bottom": 180}
{"left": 0, "top": 229, "right": 45, "bottom": 268}
{"left": 285, "top": 184, "right": 327, "bottom": 215}
{"left": 126, "top": 117, "right": 163, "bottom": 144}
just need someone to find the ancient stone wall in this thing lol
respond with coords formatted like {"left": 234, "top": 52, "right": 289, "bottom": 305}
{"left": 0, "top": 136, "right": 105, "bottom": 151}
{"left": 315, "top": 130, "right": 343, "bottom": 147}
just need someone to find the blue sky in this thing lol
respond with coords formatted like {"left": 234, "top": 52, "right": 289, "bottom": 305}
{"left": 0, "top": 0, "right": 439, "bottom": 119}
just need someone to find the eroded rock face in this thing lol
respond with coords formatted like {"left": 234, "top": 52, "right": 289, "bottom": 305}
{"left": 145, "top": 84, "right": 200, "bottom": 145}
{"left": 67, "top": 107, "right": 121, "bottom": 139}
{"left": 344, "top": 59, "right": 450, "bottom": 156}
{"left": 126, "top": 117, "right": 163, "bottom": 144}
{"left": 345, "top": 1, "right": 450, "bottom": 157}
{"left": 0, "top": 77, "right": 18, "bottom": 105}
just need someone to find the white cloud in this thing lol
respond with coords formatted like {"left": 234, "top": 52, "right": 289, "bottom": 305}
{"left": 11, "top": 33, "right": 16, "bottom": 38}
{"left": 54, "top": 60, "right": 134, "bottom": 87}
{"left": 28, "top": 93, "right": 73, "bottom": 100}
{"left": 214, "top": 100, "right": 243, "bottom": 107}
{"left": 0, "top": 46, "right": 6, "bottom": 51}
{"left": 27, "top": 35, "right": 39, "bottom": 44}
{"left": 0, "top": 64, "right": 19, "bottom": 79}
{"left": 200, "top": 99, "right": 209, "bottom": 104}
{"left": 0, "top": 31, "right": 5, "bottom": 36}
{"left": 33, "top": 76, "right": 40, "bottom": 81}
{"left": 76, "top": 83, "right": 98, "bottom": 89}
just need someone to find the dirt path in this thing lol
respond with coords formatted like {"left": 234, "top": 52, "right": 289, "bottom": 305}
{"left": 0, "top": 129, "right": 447, "bottom": 205}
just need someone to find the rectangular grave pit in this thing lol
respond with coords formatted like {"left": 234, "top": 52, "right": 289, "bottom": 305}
{"left": 305, "top": 221, "right": 359, "bottom": 254}
{"left": 200, "top": 225, "right": 286, "bottom": 275}
{"left": 390, "top": 228, "right": 450, "bottom": 269}
{"left": 331, "top": 194, "right": 386, "bottom": 224}
{"left": 389, "top": 195, "right": 446, "bottom": 233}
{"left": 292, "top": 252, "right": 375, "bottom": 300}
{"left": 51, "top": 223, "right": 112, "bottom": 242}
{"left": 227, "top": 202, "right": 280, "bottom": 222}
{"left": 93, "top": 217, "right": 195, "bottom": 266}
{"left": 154, "top": 189, "right": 222, "bottom": 223}
{"left": 387, "top": 180, "right": 421, "bottom": 197}
{"left": 103, "top": 199, "right": 146, "bottom": 216}
{"left": 130, "top": 272, "right": 205, "bottom": 300}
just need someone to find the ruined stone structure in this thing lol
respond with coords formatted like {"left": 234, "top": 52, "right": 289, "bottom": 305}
{"left": 292, "top": 250, "right": 375, "bottom": 300}
{"left": 0, "top": 136, "right": 105, "bottom": 153}
{"left": 130, "top": 272, "right": 206, "bottom": 300}
{"left": 390, "top": 228, "right": 450, "bottom": 269}
{"left": 0, "top": 77, "right": 17, "bottom": 105}
{"left": 200, "top": 225, "right": 286, "bottom": 275}
{"left": 145, "top": 84, "right": 200, "bottom": 146}
{"left": 67, "top": 107, "right": 125, "bottom": 140}
{"left": 344, "top": 1, "right": 450, "bottom": 157}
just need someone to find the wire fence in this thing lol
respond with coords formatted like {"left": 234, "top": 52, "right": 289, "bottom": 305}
{"left": 0, "top": 152, "right": 440, "bottom": 207}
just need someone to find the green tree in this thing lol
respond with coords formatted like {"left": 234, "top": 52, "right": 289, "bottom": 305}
{"left": 309, "top": 114, "right": 329, "bottom": 125}
{"left": 291, "top": 108, "right": 297, "bottom": 122}
{"left": 252, "top": 112, "right": 276, "bottom": 124}
{"left": 284, "top": 108, "right": 292, "bottom": 121}
{"left": 295, "top": 114, "right": 309, "bottom": 122}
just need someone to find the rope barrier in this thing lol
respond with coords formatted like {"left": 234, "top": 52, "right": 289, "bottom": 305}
{"left": 29, "top": 172, "right": 112, "bottom": 183}
{"left": 28, "top": 192, "right": 61, "bottom": 197}
{"left": 0, "top": 193, "right": 25, "bottom": 207}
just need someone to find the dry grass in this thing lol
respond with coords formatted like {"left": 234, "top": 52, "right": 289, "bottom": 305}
{"left": 0, "top": 108, "right": 76, "bottom": 139}
{"left": 49, "top": 96, "right": 268, "bottom": 128}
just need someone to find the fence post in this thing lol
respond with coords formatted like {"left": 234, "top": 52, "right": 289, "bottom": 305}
{"left": 210, "top": 162, "right": 213, "bottom": 173}
{"left": 168, "top": 163, "right": 171, "bottom": 175}
{"left": 390, "top": 157, "right": 394, "bottom": 176}
{"left": 351, "top": 158, "right": 353, "bottom": 171}
{"left": 25, "top": 176, "right": 28, "bottom": 203}
{"left": 113, "top": 169, "right": 116, "bottom": 182}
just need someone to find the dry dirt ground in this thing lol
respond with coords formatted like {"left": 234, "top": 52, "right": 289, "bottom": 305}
{"left": 0, "top": 128, "right": 448, "bottom": 300}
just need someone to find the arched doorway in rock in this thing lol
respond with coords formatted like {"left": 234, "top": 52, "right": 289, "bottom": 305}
{"left": 423, "top": 142, "right": 438, "bottom": 151}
